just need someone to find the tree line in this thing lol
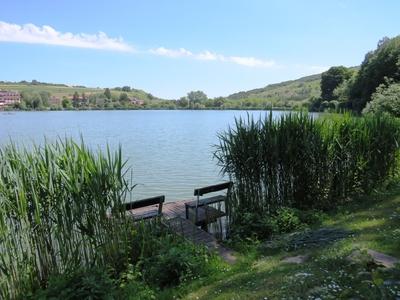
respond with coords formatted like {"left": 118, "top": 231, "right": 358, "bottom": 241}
{"left": 310, "top": 35, "right": 400, "bottom": 116}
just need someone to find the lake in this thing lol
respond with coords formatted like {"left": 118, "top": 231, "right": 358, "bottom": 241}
{"left": 0, "top": 110, "right": 287, "bottom": 201}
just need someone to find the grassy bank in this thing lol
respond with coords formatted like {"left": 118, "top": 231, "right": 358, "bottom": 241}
{"left": 179, "top": 185, "right": 400, "bottom": 299}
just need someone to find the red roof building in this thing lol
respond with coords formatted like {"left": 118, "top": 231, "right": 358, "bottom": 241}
{"left": 0, "top": 90, "right": 21, "bottom": 107}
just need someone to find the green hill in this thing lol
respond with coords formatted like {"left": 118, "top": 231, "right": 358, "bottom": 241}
{"left": 0, "top": 81, "right": 162, "bottom": 102}
{"left": 227, "top": 73, "right": 322, "bottom": 105}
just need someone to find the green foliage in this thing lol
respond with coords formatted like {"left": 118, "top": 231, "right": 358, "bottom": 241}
{"left": 348, "top": 35, "right": 400, "bottom": 112}
{"left": 0, "top": 140, "right": 133, "bottom": 299}
{"left": 229, "top": 211, "right": 276, "bottom": 241}
{"left": 122, "top": 86, "right": 131, "bottom": 92}
{"left": 62, "top": 98, "right": 72, "bottom": 109}
{"left": 129, "top": 220, "right": 213, "bottom": 288}
{"left": 104, "top": 87, "right": 112, "bottom": 99}
{"left": 119, "top": 92, "right": 129, "bottom": 102}
{"left": 142, "top": 240, "right": 210, "bottom": 288}
{"left": 321, "top": 66, "right": 353, "bottom": 101}
{"left": 363, "top": 82, "right": 400, "bottom": 116}
{"left": 187, "top": 91, "right": 208, "bottom": 107}
{"left": 229, "top": 207, "right": 326, "bottom": 241}
{"left": 272, "top": 207, "right": 303, "bottom": 233}
{"left": 215, "top": 112, "right": 400, "bottom": 237}
{"left": 32, "top": 267, "right": 116, "bottom": 300}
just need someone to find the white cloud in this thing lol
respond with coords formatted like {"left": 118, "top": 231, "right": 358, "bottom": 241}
{"left": 229, "top": 56, "right": 275, "bottom": 67}
{"left": 149, "top": 47, "right": 192, "bottom": 58}
{"left": 0, "top": 21, "right": 133, "bottom": 52}
{"left": 196, "top": 51, "right": 220, "bottom": 61}
{"left": 149, "top": 46, "right": 276, "bottom": 68}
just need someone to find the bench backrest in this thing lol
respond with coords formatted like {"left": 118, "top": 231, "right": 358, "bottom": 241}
{"left": 124, "top": 195, "right": 165, "bottom": 215}
{"left": 194, "top": 181, "right": 233, "bottom": 196}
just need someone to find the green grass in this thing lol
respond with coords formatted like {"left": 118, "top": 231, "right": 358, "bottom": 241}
{"left": 175, "top": 186, "right": 400, "bottom": 299}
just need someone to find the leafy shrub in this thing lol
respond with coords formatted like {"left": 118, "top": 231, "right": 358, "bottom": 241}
{"left": 297, "top": 209, "right": 327, "bottom": 227}
{"left": 117, "top": 265, "right": 156, "bottom": 300}
{"left": 229, "top": 208, "right": 326, "bottom": 241}
{"left": 141, "top": 235, "right": 211, "bottom": 288}
{"left": 229, "top": 211, "right": 277, "bottom": 241}
{"left": 32, "top": 267, "right": 116, "bottom": 300}
{"left": 273, "top": 207, "right": 303, "bottom": 233}
{"left": 363, "top": 82, "right": 400, "bottom": 117}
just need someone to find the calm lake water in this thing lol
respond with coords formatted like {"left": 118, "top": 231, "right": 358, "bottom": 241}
{"left": 0, "top": 110, "right": 288, "bottom": 201}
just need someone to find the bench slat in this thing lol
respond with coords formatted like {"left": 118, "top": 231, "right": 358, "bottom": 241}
{"left": 124, "top": 195, "right": 165, "bottom": 211}
{"left": 185, "top": 195, "right": 226, "bottom": 208}
{"left": 194, "top": 181, "right": 232, "bottom": 196}
{"left": 129, "top": 210, "right": 159, "bottom": 220}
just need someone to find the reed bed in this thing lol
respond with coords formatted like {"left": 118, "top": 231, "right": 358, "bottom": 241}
{"left": 0, "top": 139, "right": 133, "bottom": 299}
{"left": 215, "top": 112, "right": 400, "bottom": 228}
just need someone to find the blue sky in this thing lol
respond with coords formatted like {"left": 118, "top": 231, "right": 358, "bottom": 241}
{"left": 0, "top": 1, "right": 399, "bottom": 99}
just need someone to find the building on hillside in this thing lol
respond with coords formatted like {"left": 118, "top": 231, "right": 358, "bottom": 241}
{"left": 0, "top": 90, "right": 21, "bottom": 107}
{"left": 130, "top": 97, "right": 145, "bottom": 105}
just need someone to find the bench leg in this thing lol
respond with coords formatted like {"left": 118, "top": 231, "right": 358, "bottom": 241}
{"left": 201, "top": 223, "right": 208, "bottom": 232}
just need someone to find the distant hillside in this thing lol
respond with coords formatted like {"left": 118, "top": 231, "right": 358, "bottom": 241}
{"left": 227, "top": 73, "right": 322, "bottom": 104}
{"left": 0, "top": 81, "right": 162, "bottom": 101}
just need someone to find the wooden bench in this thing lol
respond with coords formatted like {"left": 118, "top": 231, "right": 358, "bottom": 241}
{"left": 185, "top": 182, "right": 232, "bottom": 227}
{"left": 125, "top": 195, "right": 165, "bottom": 221}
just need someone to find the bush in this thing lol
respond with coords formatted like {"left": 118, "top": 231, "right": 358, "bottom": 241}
{"left": 363, "top": 82, "right": 400, "bottom": 117}
{"left": 229, "top": 211, "right": 277, "bottom": 241}
{"left": 273, "top": 207, "right": 303, "bottom": 233}
{"left": 140, "top": 233, "right": 211, "bottom": 287}
{"left": 32, "top": 267, "right": 116, "bottom": 300}
{"left": 229, "top": 207, "right": 326, "bottom": 241}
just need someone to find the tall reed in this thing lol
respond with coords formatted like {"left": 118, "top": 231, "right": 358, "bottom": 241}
{"left": 215, "top": 112, "right": 400, "bottom": 229}
{"left": 0, "top": 139, "right": 133, "bottom": 299}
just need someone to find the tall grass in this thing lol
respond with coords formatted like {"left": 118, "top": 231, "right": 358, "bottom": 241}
{"left": 215, "top": 112, "right": 400, "bottom": 228}
{"left": 0, "top": 139, "right": 133, "bottom": 299}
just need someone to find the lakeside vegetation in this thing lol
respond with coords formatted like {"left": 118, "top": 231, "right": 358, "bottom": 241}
{"left": 0, "top": 140, "right": 221, "bottom": 299}
{"left": 215, "top": 113, "right": 399, "bottom": 239}
{"left": 1, "top": 33, "right": 400, "bottom": 299}
{"left": 1, "top": 111, "right": 399, "bottom": 299}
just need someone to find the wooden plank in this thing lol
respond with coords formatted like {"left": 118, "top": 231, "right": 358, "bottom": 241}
{"left": 128, "top": 210, "right": 159, "bottom": 220}
{"left": 124, "top": 195, "right": 165, "bottom": 211}
{"left": 194, "top": 181, "right": 232, "bottom": 196}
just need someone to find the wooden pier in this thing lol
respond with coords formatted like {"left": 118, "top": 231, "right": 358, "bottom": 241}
{"left": 127, "top": 199, "right": 236, "bottom": 263}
